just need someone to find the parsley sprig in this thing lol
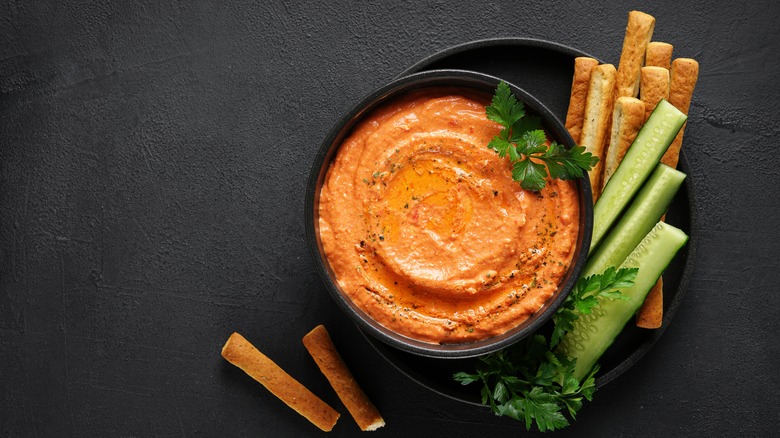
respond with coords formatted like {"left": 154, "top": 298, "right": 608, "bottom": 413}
{"left": 453, "top": 267, "right": 638, "bottom": 432}
{"left": 486, "top": 81, "right": 598, "bottom": 191}
{"left": 551, "top": 266, "right": 637, "bottom": 348}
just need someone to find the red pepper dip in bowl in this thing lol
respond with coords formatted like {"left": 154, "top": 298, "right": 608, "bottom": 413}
{"left": 306, "top": 70, "right": 592, "bottom": 358}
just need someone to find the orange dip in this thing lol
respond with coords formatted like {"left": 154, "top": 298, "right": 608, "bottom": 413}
{"left": 318, "top": 89, "right": 580, "bottom": 343}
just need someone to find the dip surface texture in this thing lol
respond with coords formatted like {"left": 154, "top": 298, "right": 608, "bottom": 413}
{"left": 318, "top": 89, "right": 580, "bottom": 343}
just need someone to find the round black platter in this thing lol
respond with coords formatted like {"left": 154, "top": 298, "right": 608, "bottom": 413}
{"left": 361, "top": 38, "right": 697, "bottom": 406}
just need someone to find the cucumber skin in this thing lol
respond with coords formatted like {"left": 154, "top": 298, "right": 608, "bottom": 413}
{"left": 558, "top": 222, "right": 689, "bottom": 381}
{"left": 590, "top": 100, "right": 687, "bottom": 252}
{"left": 583, "top": 164, "right": 686, "bottom": 278}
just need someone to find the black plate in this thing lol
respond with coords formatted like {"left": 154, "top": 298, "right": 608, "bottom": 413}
{"left": 362, "top": 37, "right": 697, "bottom": 405}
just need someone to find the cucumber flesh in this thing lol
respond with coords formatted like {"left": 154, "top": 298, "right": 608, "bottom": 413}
{"left": 583, "top": 163, "right": 686, "bottom": 277}
{"left": 590, "top": 100, "right": 687, "bottom": 253}
{"left": 558, "top": 221, "right": 689, "bottom": 381}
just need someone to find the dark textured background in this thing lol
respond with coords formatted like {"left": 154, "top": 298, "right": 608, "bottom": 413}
{"left": 2, "top": 1, "right": 779, "bottom": 436}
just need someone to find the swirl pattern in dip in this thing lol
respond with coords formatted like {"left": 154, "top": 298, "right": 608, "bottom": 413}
{"left": 318, "top": 89, "right": 579, "bottom": 343}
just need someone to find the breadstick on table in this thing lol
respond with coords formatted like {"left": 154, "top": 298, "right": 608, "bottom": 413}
{"left": 565, "top": 57, "right": 600, "bottom": 144}
{"left": 221, "top": 332, "right": 341, "bottom": 432}
{"left": 639, "top": 66, "right": 671, "bottom": 122}
{"left": 636, "top": 58, "right": 699, "bottom": 329}
{"left": 645, "top": 42, "right": 674, "bottom": 69}
{"left": 579, "top": 63, "right": 617, "bottom": 200}
{"left": 303, "top": 325, "right": 385, "bottom": 432}
{"left": 601, "top": 97, "right": 645, "bottom": 190}
{"left": 615, "top": 11, "right": 656, "bottom": 99}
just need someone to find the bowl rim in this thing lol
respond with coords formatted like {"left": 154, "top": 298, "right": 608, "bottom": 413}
{"left": 305, "top": 69, "right": 593, "bottom": 358}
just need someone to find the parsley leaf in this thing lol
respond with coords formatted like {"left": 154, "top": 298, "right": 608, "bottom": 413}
{"left": 485, "top": 81, "right": 598, "bottom": 191}
{"left": 487, "top": 135, "right": 514, "bottom": 160}
{"left": 512, "top": 159, "right": 547, "bottom": 192}
{"left": 551, "top": 267, "right": 637, "bottom": 349}
{"left": 453, "top": 267, "right": 638, "bottom": 432}
{"left": 486, "top": 81, "right": 525, "bottom": 127}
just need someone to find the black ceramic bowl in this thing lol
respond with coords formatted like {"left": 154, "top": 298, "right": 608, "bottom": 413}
{"left": 305, "top": 69, "right": 593, "bottom": 358}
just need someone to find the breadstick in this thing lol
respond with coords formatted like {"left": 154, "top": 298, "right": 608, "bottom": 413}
{"left": 601, "top": 97, "right": 645, "bottom": 189}
{"left": 565, "top": 57, "right": 600, "bottom": 144}
{"left": 663, "top": 58, "right": 699, "bottom": 168}
{"left": 645, "top": 42, "right": 674, "bottom": 69}
{"left": 636, "top": 59, "right": 698, "bottom": 328}
{"left": 580, "top": 63, "right": 617, "bottom": 200}
{"left": 303, "top": 325, "right": 385, "bottom": 431}
{"left": 639, "top": 66, "right": 671, "bottom": 122}
{"left": 637, "top": 278, "right": 664, "bottom": 328}
{"left": 615, "top": 11, "right": 656, "bottom": 99}
{"left": 221, "top": 332, "right": 340, "bottom": 432}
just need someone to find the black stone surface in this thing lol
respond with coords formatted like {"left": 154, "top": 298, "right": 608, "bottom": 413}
{"left": 2, "top": 1, "right": 779, "bottom": 436}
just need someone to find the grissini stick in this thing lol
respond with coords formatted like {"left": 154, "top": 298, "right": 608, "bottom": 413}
{"left": 580, "top": 63, "right": 617, "bottom": 200}
{"left": 645, "top": 42, "right": 674, "bottom": 70}
{"left": 303, "top": 325, "right": 385, "bottom": 431}
{"left": 601, "top": 97, "right": 645, "bottom": 190}
{"left": 615, "top": 10, "right": 656, "bottom": 99}
{"left": 222, "top": 332, "right": 340, "bottom": 432}
{"left": 565, "top": 57, "right": 600, "bottom": 144}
